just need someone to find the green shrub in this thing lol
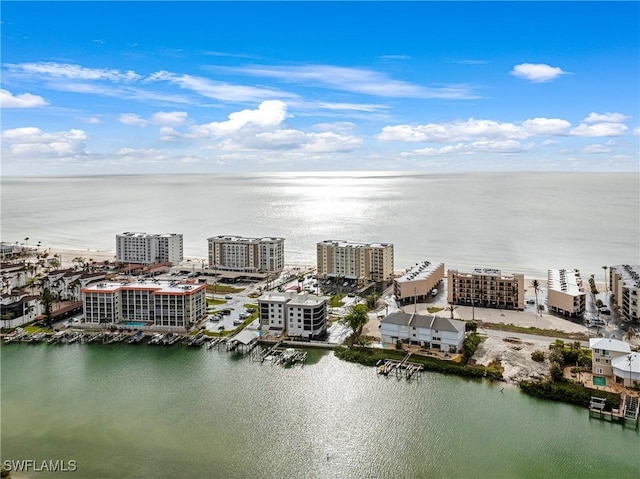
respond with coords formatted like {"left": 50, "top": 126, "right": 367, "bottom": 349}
{"left": 531, "top": 350, "right": 545, "bottom": 362}
{"left": 519, "top": 379, "right": 620, "bottom": 409}
{"left": 463, "top": 332, "right": 483, "bottom": 363}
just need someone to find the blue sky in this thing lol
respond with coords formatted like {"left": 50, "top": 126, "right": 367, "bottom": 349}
{"left": 1, "top": 1, "right": 639, "bottom": 175}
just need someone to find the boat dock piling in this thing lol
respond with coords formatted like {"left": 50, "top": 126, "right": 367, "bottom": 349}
{"left": 589, "top": 395, "right": 640, "bottom": 428}
{"left": 376, "top": 353, "right": 425, "bottom": 380}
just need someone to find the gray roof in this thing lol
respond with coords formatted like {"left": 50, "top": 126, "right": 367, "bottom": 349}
{"left": 381, "top": 312, "right": 465, "bottom": 333}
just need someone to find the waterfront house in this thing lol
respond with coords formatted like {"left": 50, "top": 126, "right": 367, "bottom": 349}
{"left": 589, "top": 338, "right": 631, "bottom": 378}
{"left": 0, "top": 293, "right": 40, "bottom": 328}
{"left": 380, "top": 312, "right": 465, "bottom": 353}
{"left": 611, "top": 352, "right": 640, "bottom": 388}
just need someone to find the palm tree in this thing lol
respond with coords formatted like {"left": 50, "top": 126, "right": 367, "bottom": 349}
{"left": 511, "top": 285, "right": 519, "bottom": 310}
{"left": 472, "top": 287, "right": 484, "bottom": 321}
{"left": 601, "top": 266, "right": 608, "bottom": 293}
{"left": 445, "top": 304, "right": 458, "bottom": 319}
{"left": 531, "top": 279, "right": 540, "bottom": 317}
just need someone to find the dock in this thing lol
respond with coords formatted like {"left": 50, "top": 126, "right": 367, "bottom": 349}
{"left": 589, "top": 395, "right": 640, "bottom": 428}
{"left": 251, "top": 342, "right": 307, "bottom": 366}
{"left": 376, "top": 353, "right": 425, "bottom": 380}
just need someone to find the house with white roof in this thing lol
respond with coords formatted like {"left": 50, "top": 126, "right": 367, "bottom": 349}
{"left": 380, "top": 312, "right": 466, "bottom": 353}
{"left": 611, "top": 352, "right": 640, "bottom": 388}
{"left": 589, "top": 338, "right": 631, "bottom": 378}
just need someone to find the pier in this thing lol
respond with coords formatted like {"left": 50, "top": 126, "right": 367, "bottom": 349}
{"left": 251, "top": 342, "right": 308, "bottom": 366}
{"left": 589, "top": 395, "right": 640, "bottom": 428}
{"left": 376, "top": 353, "right": 425, "bottom": 380}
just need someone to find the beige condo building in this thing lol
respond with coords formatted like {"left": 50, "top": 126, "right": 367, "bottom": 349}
{"left": 394, "top": 260, "right": 445, "bottom": 304}
{"left": 447, "top": 268, "right": 525, "bottom": 310}
{"left": 316, "top": 240, "right": 394, "bottom": 283}
{"left": 610, "top": 264, "right": 639, "bottom": 323}
{"left": 547, "top": 268, "right": 586, "bottom": 318}
{"left": 207, "top": 235, "right": 284, "bottom": 273}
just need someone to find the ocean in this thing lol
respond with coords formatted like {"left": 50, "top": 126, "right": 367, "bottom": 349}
{"left": 1, "top": 171, "right": 638, "bottom": 278}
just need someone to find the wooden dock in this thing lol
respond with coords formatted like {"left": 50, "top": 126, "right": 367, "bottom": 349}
{"left": 376, "top": 353, "right": 425, "bottom": 380}
{"left": 589, "top": 395, "right": 640, "bottom": 428}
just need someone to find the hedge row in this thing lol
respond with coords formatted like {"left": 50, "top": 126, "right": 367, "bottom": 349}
{"left": 519, "top": 379, "right": 620, "bottom": 409}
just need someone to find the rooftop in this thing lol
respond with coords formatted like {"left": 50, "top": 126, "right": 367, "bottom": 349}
{"left": 397, "top": 260, "right": 443, "bottom": 282}
{"left": 589, "top": 337, "right": 632, "bottom": 353}
{"left": 82, "top": 280, "right": 205, "bottom": 294}
{"left": 611, "top": 353, "right": 640, "bottom": 374}
{"left": 317, "top": 239, "right": 393, "bottom": 249}
{"left": 611, "top": 264, "right": 640, "bottom": 290}
{"left": 207, "top": 235, "right": 284, "bottom": 243}
{"left": 548, "top": 268, "right": 585, "bottom": 296}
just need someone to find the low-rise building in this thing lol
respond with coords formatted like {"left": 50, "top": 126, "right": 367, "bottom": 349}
{"left": 611, "top": 352, "right": 640, "bottom": 388}
{"left": 0, "top": 293, "right": 40, "bottom": 328}
{"left": 394, "top": 260, "right": 445, "bottom": 304}
{"left": 81, "top": 280, "right": 206, "bottom": 329}
{"left": 208, "top": 235, "right": 284, "bottom": 273}
{"left": 380, "top": 312, "right": 466, "bottom": 353}
{"left": 258, "top": 291, "right": 328, "bottom": 339}
{"left": 610, "top": 264, "right": 639, "bottom": 322}
{"left": 447, "top": 268, "right": 525, "bottom": 310}
{"left": 589, "top": 338, "right": 631, "bottom": 378}
{"left": 547, "top": 269, "right": 586, "bottom": 317}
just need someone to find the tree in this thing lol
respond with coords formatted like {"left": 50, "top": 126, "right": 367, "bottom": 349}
{"left": 445, "top": 304, "right": 458, "bottom": 319}
{"left": 340, "top": 303, "right": 369, "bottom": 344}
{"left": 365, "top": 292, "right": 380, "bottom": 309}
{"left": 602, "top": 266, "right": 608, "bottom": 293}
{"left": 511, "top": 285, "right": 519, "bottom": 310}
{"left": 41, "top": 287, "right": 54, "bottom": 326}
{"left": 531, "top": 279, "right": 540, "bottom": 317}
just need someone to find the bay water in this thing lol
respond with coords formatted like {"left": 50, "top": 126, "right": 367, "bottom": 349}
{"left": 1, "top": 343, "right": 638, "bottom": 478}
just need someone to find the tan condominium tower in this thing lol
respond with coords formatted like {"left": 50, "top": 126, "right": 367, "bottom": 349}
{"left": 316, "top": 240, "right": 394, "bottom": 284}
{"left": 207, "top": 235, "right": 284, "bottom": 273}
{"left": 447, "top": 268, "right": 525, "bottom": 310}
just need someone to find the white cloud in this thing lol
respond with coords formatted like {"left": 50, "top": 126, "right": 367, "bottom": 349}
{"left": 151, "top": 111, "right": 188, "bottom": 127}
{"left": 407, "top": 140, "right": 525, "bottom": 156}
{"left": 379, "top": 55, "right": 411, "bottom": 61}
{"left": 82, "top": 116, "right": 102, "bottom": 124}
{"left": 191, "top": 100, "right": 290, "bottom": 138}
{"left": 522, "top": 118, "right": 571, "bottom": 135}
{"left": 5, "top": 62, "right": 141, "bottom": 82}
{"left": 119, "top": 113, "right": 149, "bottom": 126}
{"left": 2, "top": 127, "right": 87, "bottom": 157}
{"left": 571, "top": 122, "right": 628, "bottom": 137}
{"left": 149, "top": 71, "right": 295, "bottom": 103}
{"left": 0, "top": 88, "right": 49, "bottom": 108}
{"left": 583, "top": 112, "right": 629, "bottom": 124}
{"left": 312, "top": 122, "right": 357, "bottom": 133}
{"left": 510, "top": 63, "right": 569, "bottom": 82}
{"left": 228, "top": 64, "right": 479, "bottom": 99}
{"left": 377, "top": 118, "right": 526, "bottom": 142}
{"left": 582, "top": 144, "right": 611, "bottom": 153}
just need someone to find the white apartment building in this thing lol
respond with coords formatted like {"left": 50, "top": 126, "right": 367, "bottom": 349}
{"left": 258, "top": 291, "right": 328, "bottom": 339}
{"left": 394, "top": 260, "right": 445, "bottom": 304}
{"left": 447, "top": 268, "right": 525, "bottom": 310}
{"left": 610, "top": 264, "right": 639, "bottom": 322}
{"left": 547, "top": 268, "right": 586, "bottom": 318}
{"left": 116, "top": 232, "right": 183, "bottom": 265}
{"left": 207, "top": 236, "right": 284, "bottom": 273}
{"left": 82, "top": 280, "right": 206, "bottom": 329}
{"left": 316, "top": 240, "right": 394, "bottom": 283}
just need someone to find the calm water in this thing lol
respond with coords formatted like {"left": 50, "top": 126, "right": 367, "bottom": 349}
{"left": 2, "top": 172, "right": 638, "bottom": 278}
{"left": 1, "top": 344, "right": 639, "bottom": 479}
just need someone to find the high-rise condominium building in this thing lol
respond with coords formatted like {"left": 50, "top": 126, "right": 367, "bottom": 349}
{"left": 316, "top": 240, "right": 394, "bottom": 283}
{"left": 547, "top": 268, "right": 586, "bottom": 317}
{"left": 207, "top": 235, "right": 284, "bottom": 273}
{"left": 610, "top": 264, "right": 639, "bottom": 322}
{"left": 447, "top": 268, "right": 525, "bottom": 310}
{"left": 116, "top": 232, "right": 183, "bottom": 265}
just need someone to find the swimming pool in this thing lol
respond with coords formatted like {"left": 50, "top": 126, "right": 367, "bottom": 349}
{"left": 593, "top": 376, "right": 607, "bottom": 387}
{"left": 121, "top": 321, "right": 149, "bottom": 328}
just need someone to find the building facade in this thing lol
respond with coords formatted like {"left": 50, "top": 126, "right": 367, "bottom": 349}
{"left": 589, "top": 338, "right": 631, "bottom": 377}
{"left": 82, "top": 280, "right": 206, "bottom": 328}
{"left": 258, "top": 291, "right": 328, "bottom": 339}
{"left": 316, "top": 240, "right": 394, "bottom": 283}
{"left": 380, "top": 312, "right": 466, "bottom": 353}
{"left": 116, "top": 232, "right": 184, "bottom": 265}
{"left": 547, "top": 269, "right": 586, "bottom": 317}
{"left": 610, "top": 264, "right": 639, "bottom": 322}
{"left": 447, "top": 268, "right": 525, "bottom": 310}
{"left": 207, "top": 236, "right": 284, "bottom": 273}
{"left": 394, "top": 260, "right": 445, "bottom": 304}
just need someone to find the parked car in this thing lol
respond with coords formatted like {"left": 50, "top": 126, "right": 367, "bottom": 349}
{"left": 220, "top": 309, "right": 231, "bottom": 315}
{"left": 599, "top": 308, "right": 611, "bottom": 315}
{"left": 225, "top": 295, "right": 233, "bottom": 300}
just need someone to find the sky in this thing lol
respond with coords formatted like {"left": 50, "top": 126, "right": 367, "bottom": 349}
{"left": 1, "top": 1, "right": 639, "bottom": 176}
